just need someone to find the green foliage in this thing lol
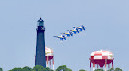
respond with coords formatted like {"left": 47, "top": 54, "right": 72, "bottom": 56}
{"left": 108, "top": 67, "right": 123, "bottom": 71}
{"left": 0, "top": 68, "right": 3, "bottom": 71}
{"left": 108, "top": 68, "right": 114, "bottom": 71}
{"left": 114, "top": 68, "right": 122, "bottom": 71}
{"left": 32, "top": 65, "right": 54, "bottom": 71}
{"left": 79, "top": 69, "right": 86, "bottom": 71}
{"left": 8, "top": 65, "right": 54, "bottom": 71}
{"left": 32, "top": 65, "right": 44, "bottom": 71}
{"left": 22, "top": 66, "right": 32, "bottom": 71}
{"left": 56, "top": 65, "right": 72, "bottom": 71}
{"left": 66, "top": 68, "right": 72, "bottom": 71}
{"left": 8, "top": 65, "right": 123, "bottom": 71}
{"left": 42, "top": 67, "right": 54, "bottom": 71}
{"left": 94, "top": 69, "right": 104, "bottom": 71}
{"left": 56, "top": 65, "right": 66, "bottom": 71}
{"left": 9, "top": 68, "right": 22, "bottom": 71}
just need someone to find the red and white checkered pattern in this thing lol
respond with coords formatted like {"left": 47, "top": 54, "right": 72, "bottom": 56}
{"left": 91, "top": 50, "right": 113, "bottom": 59}
{"left": 45, "top": 47, "right": 54, "bottom": 56}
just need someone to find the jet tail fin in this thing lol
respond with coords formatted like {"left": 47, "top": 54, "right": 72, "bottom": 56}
{"left": 53, "top": 36, "right": 58, "bottom": 38}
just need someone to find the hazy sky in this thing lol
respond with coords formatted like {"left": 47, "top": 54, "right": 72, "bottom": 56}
{"left": 0, "top": 0, "right": 129, "bottom": 71}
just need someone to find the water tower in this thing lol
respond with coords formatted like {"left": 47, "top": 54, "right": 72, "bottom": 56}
{"left": 89, "top": 50, "right": 114, "bottom": 71}
{"left": 45, "top": 47, "right": 54, "bottom": 70}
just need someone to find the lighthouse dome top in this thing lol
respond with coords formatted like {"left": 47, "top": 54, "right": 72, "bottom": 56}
{"left": 37, "top": 18, "right": 44, "bottom": 26}
{"left": 38, "top": 18, "right": 44, "bottom": 22}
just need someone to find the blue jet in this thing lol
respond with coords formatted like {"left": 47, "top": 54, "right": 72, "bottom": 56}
{"left": 63, "top": 30, "right": 73, "bottom": 37}
{"left": 81, "top": 25, "right": 86, "bottom": 30}
{"left": 54, "top": 25, "right": 86, "bottom": 41}
{"left": 78, "top": 25, "right": 86, "bottom": 31}
{"left": 71, "top": 27, "right": 79, "bottom": 34}
{"left": 53, "top": 34, "right": 66, "bottom": 41}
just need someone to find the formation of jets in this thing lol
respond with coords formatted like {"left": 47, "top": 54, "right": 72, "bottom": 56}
{"left": 54, "top": 25, "right": 86, "bottom": 41}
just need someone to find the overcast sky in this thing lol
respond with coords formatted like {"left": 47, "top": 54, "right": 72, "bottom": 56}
{"left": 0, "top": 0, "right": 129, "bottom": 71}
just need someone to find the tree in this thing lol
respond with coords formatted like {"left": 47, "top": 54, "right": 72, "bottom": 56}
{"left": 0, "top": 68, "right": 3, "bottom": 71}
{"left": 43, "top": 67, "right": 54, "bottom": 71}
{"left": 108, "top": 68, "right": 114, "bottom": 71}
{"left": 114, "top": 68, "right": 122, "bottom": 71}
{"left": 79, "top": 69, "right": 86, "bottom": 71}
{"left": 56, "top": 65, "right": 72, "bottom": 71}
{"left": 94, "top": 69, "right": 104, "bottom": 71}
{"left": 33, "top": 65, "right": 44, "bottom": 71}
{"left": 56, "top": 65, "right": 66, "bottom": 71}
{"left": 9, "top": 68, "right": 22, "bottom": 71}
{"left": 66, "top": 68, "right": 72, "bottom": 71}
{"left": 22, "top": 66, "right": 32, "bottom": 71}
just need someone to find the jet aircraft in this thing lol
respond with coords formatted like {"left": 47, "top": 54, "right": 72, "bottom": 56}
{"left": 71, "top": 27, "right": 79, "bottom": 34}
{"left": 53, "top": 34, "right": 66, "bottom": 41}
{"left": 81, "top": 25, "right": 85, "bottom": 30}
{"left": 63, "top": 30, "right": 73, "bottom": 37}
{"left": 78, "top": 25, "right": 86, "bottom": 31}
{"left": 54, "top": 25, "right": 86, "bottom": 41}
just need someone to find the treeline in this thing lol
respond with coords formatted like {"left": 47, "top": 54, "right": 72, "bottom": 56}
{"left": 94, "top": 68, "right": 122, "bottom": 71}
{"left": 0, "top": 65, "right": 122, "bottom": 71}
{"left": 0, "top": 65, "right": 72, "bottom": 71}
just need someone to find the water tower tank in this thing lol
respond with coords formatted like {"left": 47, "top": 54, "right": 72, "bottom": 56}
{"left": 45, "top": 47, "right": 54, "bottom": 70}
{"left": 89, "top": 50, "right": 114, "bottom": 71}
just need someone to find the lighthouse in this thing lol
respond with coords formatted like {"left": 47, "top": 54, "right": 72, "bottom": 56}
{"left": 35, "top": 18, "right": 46, "bottom": 67}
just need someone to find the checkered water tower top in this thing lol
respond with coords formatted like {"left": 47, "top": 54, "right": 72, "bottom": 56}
{"left": 45, "top": 47, "right": 53, "bottom": 56}
{"left": 90, "top": 50, "right": 113, "bottom": 60}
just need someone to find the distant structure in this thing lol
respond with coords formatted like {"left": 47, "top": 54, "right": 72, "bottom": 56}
{"left": 35, "top": 18, "right": 46, "bottom": 67}
{"left": 89, "top": 50, "right": 114, "bottom": 71}
{"left": 45, "top": 47, "right": 54, "bottom": 70}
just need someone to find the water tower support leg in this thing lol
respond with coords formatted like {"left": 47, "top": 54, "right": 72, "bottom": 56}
{"left": 112, "top": 61, "right": 113, "bottom": 68}
{"left": 50, "top": 60, "right": 51, "bottom": 69}
{"left": 52, "top": 57, "right": 54, "bottom": 70}
{"left": 90, "top": 61, "right": 91, "bottom": 71}
{"left": 108, "top": 64, "right": 110, "bottom": 70}
{"left": 93, "top": 63, "right": 95, "bottom": 71}
{"left": 105, "top": 59, "right": 107, "bottom": 71}
{"left": 97, "top": 64, "right": 98, "bottom": 69}
{"left": 47, "top": 56, "right": 48, "bottom": 67}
